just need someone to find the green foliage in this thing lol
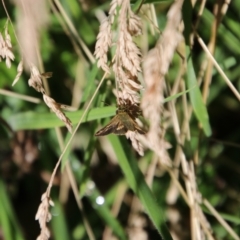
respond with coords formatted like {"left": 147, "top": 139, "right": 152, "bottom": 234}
{"left": 108, "top": 135, "right": 173, "bottom": 239}
{"left": 1, "top": 0, "right": 240, "bottom": 240}
{"left": 186, "top": 47, "right": 212, "bottom": 136}
{"left": 8, "top": 106, "right": 115, "bottom": 130}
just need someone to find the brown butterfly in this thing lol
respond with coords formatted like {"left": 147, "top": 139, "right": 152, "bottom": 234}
{"left": 95, "top": 100, "right": 146, "bottom": 136}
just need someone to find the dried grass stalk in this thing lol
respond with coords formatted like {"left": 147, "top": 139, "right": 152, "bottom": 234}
{"left": 14, "top": 0, "right": 49, "bottom": 68}
{"left": 95, "top": 0, "right": 144, "bottom": 155}
{"left": 141, "top": 0, "right": 183, "bottom": 161}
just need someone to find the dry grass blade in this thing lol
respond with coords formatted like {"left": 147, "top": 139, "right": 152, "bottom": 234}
{"left": 139, "top": 1, "right": 224, "bottom": 239}
{"left": 34, "top": 71, "right": 108, "bottom": 240}
{"left": 14, "top": 0, "right": 49, "bottom": 68}
{"left": 53, "top": 0, "right": 95, "bottom": 64}
{"left": 0, "top": 88, "right": 41, "bottom": 103}
{"left": 203, "top": 199, "right": 240, "bottom": 240}
{"left": 195, "top": 32, "right": 240, "bottom": 102}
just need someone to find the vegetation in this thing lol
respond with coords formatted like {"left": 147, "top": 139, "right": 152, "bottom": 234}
{"left": 0, "top": 0, "right": 240, "bottom": 239}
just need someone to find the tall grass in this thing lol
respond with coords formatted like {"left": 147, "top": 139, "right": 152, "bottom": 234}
{"left": 0, "top": 0, "right": 240, "bottom": 239}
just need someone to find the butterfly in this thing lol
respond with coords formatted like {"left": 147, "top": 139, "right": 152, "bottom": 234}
{"left": 95, "top": 99, "right": 146, "bottom": 136}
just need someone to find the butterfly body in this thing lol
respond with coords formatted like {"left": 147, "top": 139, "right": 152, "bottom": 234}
{"left": 95, "top": 101, "right": 145, "bottom": 136}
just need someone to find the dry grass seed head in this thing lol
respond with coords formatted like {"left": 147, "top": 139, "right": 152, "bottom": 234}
{"left": 141, "top": 0, "right": 183, "bottom": 162}
{"left": 117, "top": 21, "right": 142, "bottom": 77}
{"left": 35, "top": 193, "right": 54, "bottom": 240}
{"left": 126, "top": 131, "right": 144, "bottom": 156}
{"left": 114, "top": 0, "right": 143, "bottom": 104}
{"left": 128, "top": 13, "right": 142, "bottom": 36}
{"left": 43, "top": 94, "right": 73, "bottom": 133}
{"left": 94, "top": 18, "right": 112, "bottom": 73}
{"left": 0, "top": 28, "right": 15, "bottom": 68}
{"left": 95, "top": 0, "right": 144, "bottom": 154}
{"left": 115, "top": 68, "right": 141, "bottom": 104}
{"left": 29, "top": 64, "right": 72, "bottom": 132}
{"left": 114, "top": 0, "right": 144, "bottom": 153}
{"left": 12, "top": 60, "right": 24, "bottom": 86}
{"left": 28, "top": 65, "right": 45, "bottom": 93}
{"left": 95, "top": 0, "right": 143, "bottom": 104}
{"left": 108, "top": 0, "right": 122, "bottom": 22}
{"left": 94, "top": 0, "right": 122, "bottom": 73}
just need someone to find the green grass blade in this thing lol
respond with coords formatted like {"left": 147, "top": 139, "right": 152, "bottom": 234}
{"left": 87, "top": 189, "right": 127, "bottom": 240}
{"left": 202, "top": 206, "right": 240, "bottom": 225}
{"left": 182, "top": 0, "right": 211, "bottom": 136}
{"left": 0, "top": 181, "right": 12, "bottom": 240}
{"left": 163, "top": 85, "right": 196, "bottom": 103}
{"left": 182, "top": 0, "right": 192, "bottom": 45}
{"left": 201, "top": 9, "right": 240, "bottom": 55}
{"left": 132, "top": 0, "right": 144, "bottom": 12}
{"left": 132, "top": 0, "right": 173, "bottom": 12}
{"left": 186, "top": 47, "right": 212, "bottom": 136}
{"left": 8, "top": 106, "right": 115, "bottom": 131}
{"left": 81, "top": 63, "right": 99, "bottom": 104}
{"left": 51, "top": 200, "right": 71, "bottom": 240}
{"left": 108, "top": 135, "right": 173, "bottom": 240}
{"left": 0, "top": 179, "right": 24, "bottom": 240}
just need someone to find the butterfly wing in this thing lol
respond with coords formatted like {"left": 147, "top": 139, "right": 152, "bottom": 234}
{"left": 95, "top": 115, "right": 127, "bottom": 136}
{"left": 126, "top": 116, "right": 146, "bottom": 134}
{"left": 95, "top": 112, "right": 146, "bottom": 136}
{"left": 134, "top": 123, "right": 146, "bottom": 134}
{"left": 119, "top": 112, "right": 146, "bottom": 134}
{"left": 112, "top": 121, "right": 128, "bottom": 135}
